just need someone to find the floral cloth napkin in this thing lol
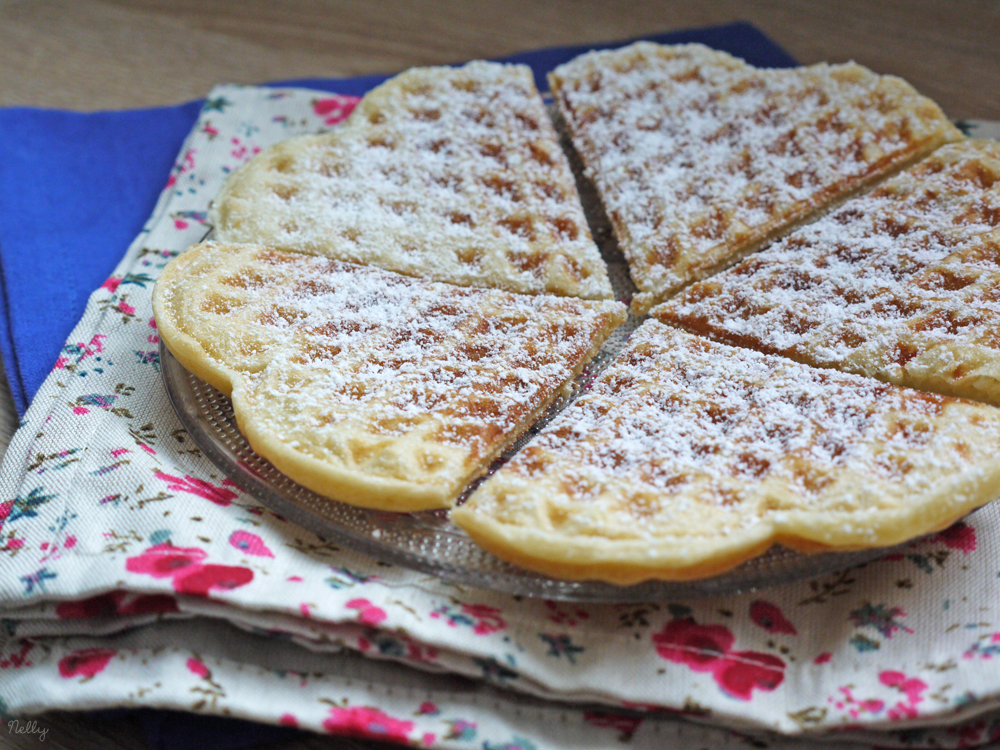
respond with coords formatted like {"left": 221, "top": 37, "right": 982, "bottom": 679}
{"left": 4, "top": 83, "right": 1000, "bottom": 750}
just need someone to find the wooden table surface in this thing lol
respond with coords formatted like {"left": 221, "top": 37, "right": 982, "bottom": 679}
{"left": 4, "top": 0, "right": 1000, "bottom": 118}
{"left": 2, "top": 1, "right": 999, "bottom": 748}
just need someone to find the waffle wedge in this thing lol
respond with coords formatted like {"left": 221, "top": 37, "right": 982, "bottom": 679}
{"left": 549, "top": 42, "right": 962, "bottom": 313}
{"left": 451, "top": 323, "right": 1000, "bottom": 583}
{"left": 210, "top": 61, "right": 613, "bottom": 300}
{"left": 153, "top": 242, "right": 626, "bottom": 511}
{"left": 654, "top": 139, "right": 1000, "bottom": 408}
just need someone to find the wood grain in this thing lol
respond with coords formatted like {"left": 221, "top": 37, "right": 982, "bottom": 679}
{"left": 1, "top": 0, "right": 998, "bottom": 118}
{"left": 1, "top": 1, "right": 998, "bottom": 748}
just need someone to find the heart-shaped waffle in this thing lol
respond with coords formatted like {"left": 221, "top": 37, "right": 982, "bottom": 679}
{"left": 549, "top": 42, "right": 963, "bottom": 314}
{"left": 153, "top": 241, "right": 625, "bottom": 511}
{"left": 453, "top": 323, "right": 1000, "bottom": 583}
{"left": 210, "top": 61, "right": 613, "bottom": 300}
{"left": 654, "top": 139, "right": 1000, "bottom": 408}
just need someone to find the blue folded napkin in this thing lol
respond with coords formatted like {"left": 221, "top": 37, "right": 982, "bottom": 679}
{"left": 0, "top": 22, "right": 795, "bottom": 419}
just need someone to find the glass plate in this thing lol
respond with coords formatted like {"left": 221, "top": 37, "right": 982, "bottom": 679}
{"left": 160, "top": 339, "right": 905, "bottom": 602}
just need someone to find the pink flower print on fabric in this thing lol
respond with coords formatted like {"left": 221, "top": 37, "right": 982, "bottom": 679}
{"left": 38, "top": 535, "right": 78, "bottom": 564}
{"left": 653, "top": 617, "right": 733, "bottom": 670}
{"left": 125, "top": 543, "right": 253, "bottom": 597}
{"left": 126, "top": 543, "right": 207, "bottom": 580}
{"left": 429, "top": 602, "right": 506, "bottom": 635}
{"left": 950, "top": 720, "right": 1000, "bottom": 749}
{"left": 346, "top": 598, "right": 387, "bottom": 626}
{"left": 171, "top": 209, "right": 209, "bottom": 231}
{"left": 833, "top": 685, "right": 885, "bottom": 721}
{"left": 749, "top": 600, "right": 798, "bottom": 635}
{"left": 1, "top": 642, "right": 35, "bottom": 671}
{"left": 54, "top": 334, "right": 106, "bottom": 372}
{"left": 964, "top": 631, "right": 1000, "bottom": 660}
{"left": 881, "top": 670, "right": 929, "bottom": 720}
{"left": 154, "top": 469, "right": 239, "bottom": 506}
{"left": 311, "top": 95, "right": 360, "bottom": 126}
{"left": 712, "top": 653, "right": 787, "bottom": 701}
{"left": 583, "top": 710, "right": 643, "bottom": 741}
{"left": 228, "top": 530, "right": 274, "bottom": 557}
{"left": 849, "top": 602, "right": 914, "bottom": 639}
{"left": 55, "top": 590, "right": 179, "bottom": 619}
{"left": 186, "top": 658, "right": 210, "bottom": 679}
{"left": 653, "top": 617, "right": 785, "bottom": 700}
{"left": 443, "top": 718, "right": 477, "bottom": 742}
{"left": 230, "top": 137, "right": 261, "bottom": 163}
{"left": 933, "top": 521, "right": 977, "bottom": 553}
{"left": 1, "top": 536, "right": 25, "bottom": 554}
{"left": 58, "top": 648, "right": 115, "bottom": 681}
{"left": 460, "top": 604, "right": 506, "bottom": 635}
{"left": 323, "top": 705, "right": 414, "bottom": 742}
{"left": 172, "top": 564, "right": 254, "bottom": 597}
{"left": 417, "top": 701, "right": 440, "bottom": 716}
{"left": 831, "top": 672, "right": 929, "bottom": 722}
{"left": 357, "top": 630, "right": 440, "bottom": 664}
{"left": 544, "top": 600, "right": 590, "bottom": 627}
{"left": 166, "top": 148, "right": 196, "bottom": 190}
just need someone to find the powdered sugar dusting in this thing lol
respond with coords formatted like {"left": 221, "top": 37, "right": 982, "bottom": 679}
{"left": 656, "top": 140, "right": 1000, "bottom": 406}
{"left": 464, "top": 322, "right": 1000, "bottom": 546}
{"left": 159, "top": 242, "right": 625, "bottom": 505}
{"left": 211, "top": 61, "right": 612, "bottom": 300}
{"left": 550, "top": 42, "right": 959, "bottom": 304}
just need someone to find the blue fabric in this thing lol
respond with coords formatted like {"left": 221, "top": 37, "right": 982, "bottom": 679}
{"left": 0, "top": 22, "right": 795, "bottom": 419}
{"left": 0, "top": 102, "right": 203, "bottom": 416}
{"left": 136, "top": 709, "right": 305, "bottom": 750}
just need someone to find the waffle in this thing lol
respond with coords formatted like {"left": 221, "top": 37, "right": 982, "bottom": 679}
{"left": 153, "top": 241, "right": 626, "bottom": 511}
{"left": 549, "top": 42, "right": 963, "bottom": 314}
{"left": 209, "top": 61, "right": 613, "bottom": 300}
{"left": 654, "top": 139, "right": 1000, "bottom": 408}
{"left": 451, "top": 323, "right": 1000, "bottom": 583}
